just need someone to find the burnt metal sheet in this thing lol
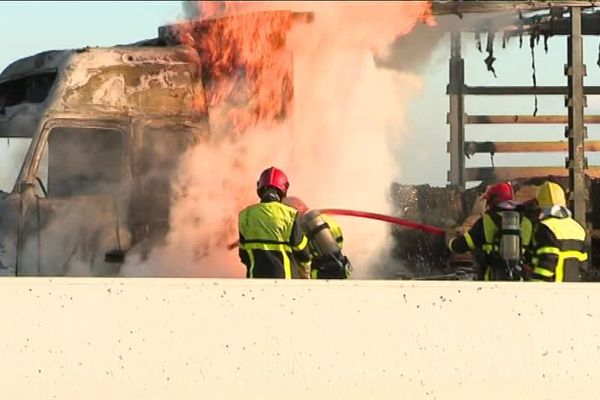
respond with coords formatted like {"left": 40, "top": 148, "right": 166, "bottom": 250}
{"left": 0, "top": 193, "right": 20, "bottom": 276}
{"left": 0, "top": 50, "right": 68, "bottom": 84}
{"left": 62, "top": 62, "right": 196, "bottom": 116}
{"left": 0, "top": 47, "right": 203, "bottom": 119}
{"left": 17, "top": 194, "right": 124, "bottom": 276}
{"left": 59, "top": 48, "right": 202, "bottom": 117}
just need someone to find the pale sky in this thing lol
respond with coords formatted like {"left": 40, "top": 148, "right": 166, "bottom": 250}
{"left": 2, "top": 1, "right": 600, "bottom": 190}
{"left": 0, "top": 1, "right": 182, "bottom": 70}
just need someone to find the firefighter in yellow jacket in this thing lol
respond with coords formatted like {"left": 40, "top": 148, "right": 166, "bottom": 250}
{"left": 238, "top": 167, "right": 311, "bottom": 279}
{"left": 284, "top": 196, "right": 352, "bottom": 279}
{"left": 447, "top": 182, "right": 533, "bottom": 281}
{"left": 529, "top": 181, "right": 588, "bottom": 282}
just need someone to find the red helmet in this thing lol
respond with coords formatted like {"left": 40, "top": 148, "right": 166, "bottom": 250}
{"left": 483, "top": 182, "right": 514, "bottom": 208}
{"left": 257, "top": 167, "right": 289, "bottom": 196}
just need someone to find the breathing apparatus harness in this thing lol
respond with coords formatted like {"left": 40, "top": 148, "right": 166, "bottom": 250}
{"left": 301, "top": 209, "right": 352, "bottom": 276}
{"left": 494, "top": 201, "right": 523, "bottom": 281}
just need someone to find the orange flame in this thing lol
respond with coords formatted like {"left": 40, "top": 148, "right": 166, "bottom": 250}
{"left": 177, "top": 6, "right": 308, "bottom": 133}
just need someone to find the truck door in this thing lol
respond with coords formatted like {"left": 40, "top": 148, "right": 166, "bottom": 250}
{"left": 128, "top": 122, "right": 202, "bottom": 254}
{"left": 0, "top": 137, "right": 34, "bottom": 276}
{"left": 0, "top": 192, "right": 19, "bottom": 276}
{"left": 18, "top": 123, "right": 130, "bottom": 276}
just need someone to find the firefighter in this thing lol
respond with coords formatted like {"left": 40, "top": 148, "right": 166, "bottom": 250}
{"left": 529, "top": 181, "right": 588, "bottom": 282}
{"left": 238, "top": 167, "right": 311, "bottom": 279}
{"left": 284, "top": 196, "right": 352, "bottom": 279}
{"left": 447, "top": 182, "right": 533, "bottom": 281}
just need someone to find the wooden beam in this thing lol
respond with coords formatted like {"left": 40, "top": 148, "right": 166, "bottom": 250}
{"left": 448, "top": 31, "right": 466, "bottom": 190}
{"left": 464, "top": 115, "right": 600, "bottom": 124}
{"left": 433, "top": 3, "right": 600, "bottom": 37}
{"left": 500, "top": 19, "right": 600, "bottom": 36}
{"left": 463, "top": 141, "right": 600, "bottom": 153}
{"left": 463, "top": 86, "right": 600, "bottom": 95}
{"left": 463, "top": 166, "right": 600, "bottom": 181}
{"left": 455, "top": 19, "right": 600, "bottom": 36}
{"left": 566, "top": 6, "right": 589, "bottom": 228}
{"left": 432, "top": 1, "right": 598, "bottom": 16}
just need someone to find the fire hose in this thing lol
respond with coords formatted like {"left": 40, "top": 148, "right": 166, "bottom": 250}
{"left": 227, "top": 208, "right": 444, "bottom": 250}
{"left": 318, "top": 209, "right": 445, "bottom": 236}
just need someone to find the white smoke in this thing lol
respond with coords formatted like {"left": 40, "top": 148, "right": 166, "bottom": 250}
{"left": 122, "top": 1, "right": 434, "bottom": 278}
{"left": 0, "top": 139, "right": 30, "bottom": 193}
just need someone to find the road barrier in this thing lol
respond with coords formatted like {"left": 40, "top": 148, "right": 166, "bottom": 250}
{"left": 0, "top": 278, "right": 599, "bottom": 399}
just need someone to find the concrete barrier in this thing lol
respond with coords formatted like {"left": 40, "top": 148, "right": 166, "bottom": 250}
{"left": 0, "top": 278, "right": 599, "bottom": 399}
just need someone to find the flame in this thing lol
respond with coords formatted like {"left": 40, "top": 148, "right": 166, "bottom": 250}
{"left": 122, "top": 1, "right": 436, "bottom": 278}
{"left": 176, "top": 1, "right": 433, "bottom": 134}
{"left": 176, "top": 6, "right": 305, "bottom": 133}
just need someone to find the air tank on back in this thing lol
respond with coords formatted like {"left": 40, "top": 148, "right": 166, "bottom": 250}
{"left": 301, "top": 210, "right": 341, "bottom": 257}
{"left": 498, "top": 210, "right": 521, "bottom": 267}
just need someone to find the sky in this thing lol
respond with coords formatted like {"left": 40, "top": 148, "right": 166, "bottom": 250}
{"left": 0, "top": 1, "right": 183, "bottom": 70}
{"left": 0, "top": 1, "right": 183, "bottom": 192}
{"left": 2, "top": 1, "right": 600, "bottom": 190}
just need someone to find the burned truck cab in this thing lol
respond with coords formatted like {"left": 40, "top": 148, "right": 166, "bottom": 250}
{"left": 0, "top": 46, "right": 209, "bottom": 276}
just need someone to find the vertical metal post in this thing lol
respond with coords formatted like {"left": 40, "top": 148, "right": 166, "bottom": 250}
{"left": 565, "top": 6, "right": 588, "bottom": 229}
{"left": 447, "top": 31, "right": 465, "bottom": 190}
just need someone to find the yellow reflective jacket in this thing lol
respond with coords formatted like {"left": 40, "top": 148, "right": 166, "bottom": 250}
{"left": 449, "top": 211, "right": 533, "bottom": 281}
{"left": 531, "top": 207, "right": 588, "bottom": 282}
{"left": 238, "top": 201, "right": 311, "bottom": 279}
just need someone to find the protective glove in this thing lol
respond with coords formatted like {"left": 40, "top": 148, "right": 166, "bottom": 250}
{"left": 444, "top": 226, "right": 458, "bottom": 250}
{"left": 298, "top": 261, "right": 311, "bottom": 279}
{"left": 520, "top": 263, "right": 533, "bottom": 281}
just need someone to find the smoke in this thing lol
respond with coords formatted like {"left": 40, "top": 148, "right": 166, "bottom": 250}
{"left": 376, "top": 10, "right": 525, "bottom": 74}
{"left": 181, "top": 0, "right": 225, "bottom": 19}
{"left": 122, "top": 1, "right": 436, "bottom": 278}
{"left": 181, "top": 1, "right": 200, "bottom": 18}
{"left": 0, "top": 139, "right": 30, "bottom": 193}
{"left": 282, "top": 2, "right": 428, "bottom": 278}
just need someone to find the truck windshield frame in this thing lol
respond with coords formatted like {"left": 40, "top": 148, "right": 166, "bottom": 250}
{"left": 44, "top": 126, "right": 126, "bottom": 198}
{"left": 0, "top": 137, "right": 33, "bottom": 193}
{"left": 20, "top": 119, "right": 130, "bottom": 196}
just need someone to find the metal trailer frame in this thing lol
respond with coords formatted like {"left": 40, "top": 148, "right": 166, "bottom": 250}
{"left": 445, "top": 3, "right": 599, "bottom": 234}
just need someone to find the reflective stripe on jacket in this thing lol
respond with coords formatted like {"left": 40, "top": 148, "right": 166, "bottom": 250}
{"left": 239, "top": 201, "right": 310, "bottom": 279}
{"left": 449, "top": 212, "right": 532, "bottom": 281}
{"left": 531, "top": 216, "right": 588, "bottom": 282}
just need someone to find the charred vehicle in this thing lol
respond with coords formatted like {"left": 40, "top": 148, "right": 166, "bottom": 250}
{"left": 0, "top": 45, "right": 212, "bottom": 276}
{"left": 0, "top": 11, "right": 304, "bottom": 276}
